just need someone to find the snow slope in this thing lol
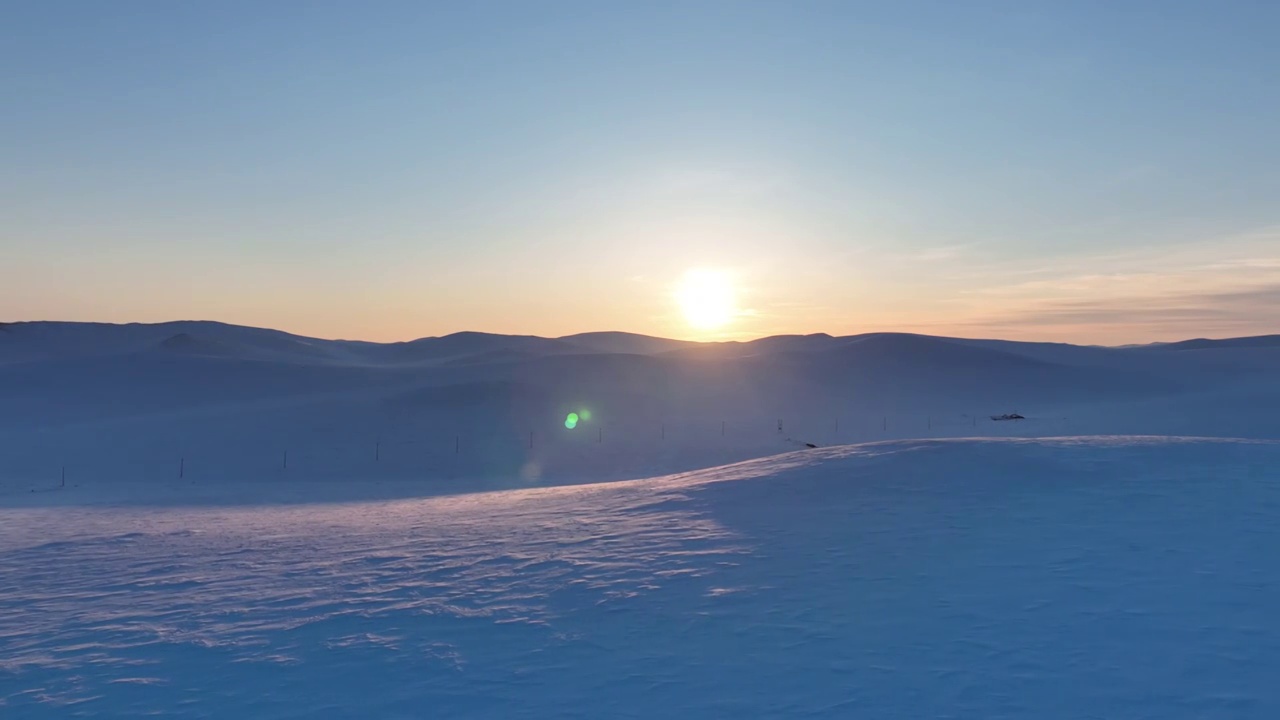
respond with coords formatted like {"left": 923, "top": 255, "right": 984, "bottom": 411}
{"left": 1, "top": 322, "right": 1277, "bottom": 494}
{"left": 3, "top": 437, "right": 1279, "bottom": 717}
{"left": 3, "top": 323, "right": 1279, "bottom": 716}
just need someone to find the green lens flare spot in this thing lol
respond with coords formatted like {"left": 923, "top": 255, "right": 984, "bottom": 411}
{"left": 564, "top": 413, "right": 579, "bottom": 429}
{"left": 579, "top": 409, "right": 593, "bottom": 422}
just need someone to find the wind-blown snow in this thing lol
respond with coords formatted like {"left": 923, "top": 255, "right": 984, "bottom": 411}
{"left": 3, "top": 438, "right": 1280, "bottom": 717}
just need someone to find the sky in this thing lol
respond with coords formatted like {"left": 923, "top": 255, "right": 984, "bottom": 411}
{"left": 3, "top": 0, "right": 1278, "bottom": 344}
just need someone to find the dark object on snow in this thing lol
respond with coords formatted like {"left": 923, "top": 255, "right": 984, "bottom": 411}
{"left": 990, "top": 413, "right": 1025, "bottom": 421}
{"left": 805, "top": 442, "right": 818, "bottom": 449}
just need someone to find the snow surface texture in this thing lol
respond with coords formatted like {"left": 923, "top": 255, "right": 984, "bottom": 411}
{"left": 2, "top": 323, "right": 1280, "bottom": 717}
{"left": 4, "top": 438, "right": 1280, "bottom": 717}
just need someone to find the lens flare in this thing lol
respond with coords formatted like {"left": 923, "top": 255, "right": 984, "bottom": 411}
{"left": 564, "top": 413, "right": 579, "bottom": 429}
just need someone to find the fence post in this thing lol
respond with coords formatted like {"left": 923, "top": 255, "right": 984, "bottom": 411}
{"left": 283, "top": 450, "right": 288, "bottom": 470}
{"left": 455, "top": 435, "right": 460, "bottom": 454}
{"left": 179, "top": 457, "right": 185, "bottom": 479}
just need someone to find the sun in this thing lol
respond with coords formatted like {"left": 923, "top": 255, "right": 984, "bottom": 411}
{"left": 676, "top": 268, "right": 737, "bottom": 330}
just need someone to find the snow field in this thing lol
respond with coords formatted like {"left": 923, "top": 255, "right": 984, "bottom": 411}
{"left": 3, "top": 437, "right": 1279, "bottom": 718}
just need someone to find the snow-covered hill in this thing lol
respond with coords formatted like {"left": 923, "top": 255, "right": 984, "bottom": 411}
{"left": 3, "top": 323, "right": 1279, "bottom": 716}
{"left": 0, "top": 322, "right": 1277, "bottom": 494}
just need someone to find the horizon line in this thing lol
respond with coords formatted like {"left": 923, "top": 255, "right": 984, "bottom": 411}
{"left": 4, "top": 318, "right": 1277, "bottom": 349}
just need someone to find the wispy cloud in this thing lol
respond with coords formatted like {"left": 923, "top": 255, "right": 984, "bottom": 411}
{"left": 890, "top": 244, "right": 974, "bottom": 263}
{"left": 958, "top": 285, "right": 1280, "bottom": 338}
{"left": 919, "top": 226, "right": 1280, "bottom": 342}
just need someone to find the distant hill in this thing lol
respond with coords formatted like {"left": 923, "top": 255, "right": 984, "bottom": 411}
{"left": 558, "top": 331, "right": 694, "bottom": 355}
{"left": 2, "top": 319, "right": 1278, "bottom": 488}
{"left": 1141, "top": 335, "right": 1280, "bottom": 351}
{"left": 4, "top": 320, "right": 1277, "bottom": 366}
{"left": 0, "top": 321, "right": 359, "bottom": 366}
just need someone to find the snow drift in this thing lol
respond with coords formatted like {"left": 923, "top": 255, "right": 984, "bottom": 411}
{"left": 3, "top": 438, "right": 1279, "bottom": 717}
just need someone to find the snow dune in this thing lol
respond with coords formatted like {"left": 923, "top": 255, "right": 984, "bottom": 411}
{"left": 3, "top": 437, "right": 1279, "bottom": 717}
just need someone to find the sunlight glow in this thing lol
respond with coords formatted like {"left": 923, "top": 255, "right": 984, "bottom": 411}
{"left": 676, "top": 269, "right": 737, "bottom": 330}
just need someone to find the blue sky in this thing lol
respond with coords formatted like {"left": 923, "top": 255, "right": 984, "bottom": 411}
{"left": 3, "top": 0, "right": 1278, "bottom": 342}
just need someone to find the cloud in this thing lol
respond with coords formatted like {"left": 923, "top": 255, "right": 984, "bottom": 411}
{"left": 969, "top": 284, "right": 1280, "bottom": 326}
{"left": 895, "top": 244, "right": 972, "bottom": 263}
{"left": 927, "top": 226, "right": 1280, "bottom": 342}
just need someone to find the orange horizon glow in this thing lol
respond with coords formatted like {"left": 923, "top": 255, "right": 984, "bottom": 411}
{"left": 5, "top": 231, "right": 1277, "bottom": 347}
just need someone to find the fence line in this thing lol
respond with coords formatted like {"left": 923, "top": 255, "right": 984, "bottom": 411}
{"left": 4, "top": 412, "right": 1072, "bottom": 491}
